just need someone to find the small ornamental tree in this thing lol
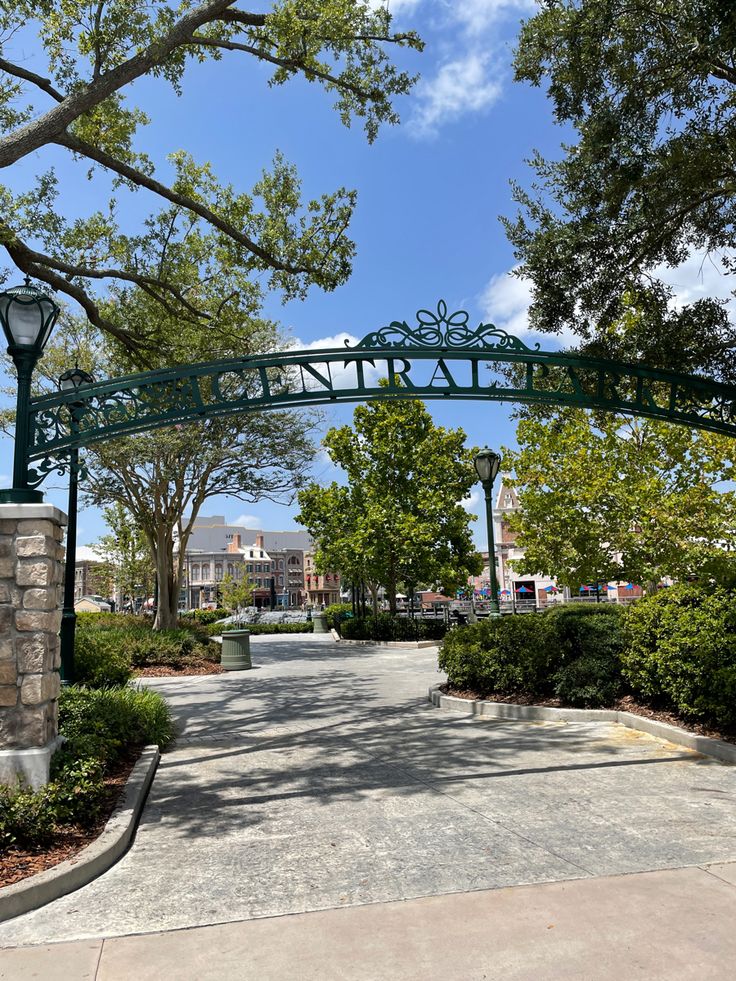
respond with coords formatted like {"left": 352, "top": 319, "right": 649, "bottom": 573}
{"left": 297, "top": 389, "right": 482, "bottom": 612}
{"left": 502, "top": 408, "right": 736, "bottom": 590}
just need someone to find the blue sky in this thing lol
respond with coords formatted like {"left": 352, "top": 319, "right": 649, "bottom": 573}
{"left": 1, "top": 0, "right": 732, "bottom": 549}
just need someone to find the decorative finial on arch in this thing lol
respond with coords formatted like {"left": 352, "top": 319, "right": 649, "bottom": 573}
{"left": 346, "top": 300, "right": 540, "bottom": 352}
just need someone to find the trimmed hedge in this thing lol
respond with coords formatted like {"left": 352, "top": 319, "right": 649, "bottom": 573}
{"left": 438, "top": 591, "right": 736, "bottom": 723}
{"left": 1, "top": 686, "right": 173, "bottom": 853}
{"left": 622, "top": 585, "right": 736, "bottom": 728}
{"left": 439, "top": 613, "right": 564, "bottom": 695}
{"left": 340, "top": 614, "right": 447, "bottom": 642}
{"left": 323, "top": 603, "right": 354, "bottom": 630}
{"left": 74, "top": 613, "right": 218, "bottom": 686}
{"left": 179, "top": 607, "right": 229, "bottom": 624}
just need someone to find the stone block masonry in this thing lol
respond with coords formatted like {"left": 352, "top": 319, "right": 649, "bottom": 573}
{"left": 0, "top": 503, "right": 67, "bottom": 788}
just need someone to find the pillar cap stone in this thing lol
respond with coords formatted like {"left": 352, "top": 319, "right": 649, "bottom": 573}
{"left": 0, "top": 503, "right": 67, "bottom": 525}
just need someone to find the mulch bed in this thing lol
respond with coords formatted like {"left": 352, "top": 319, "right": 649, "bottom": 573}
{"left": 134, "top": 659, "right": 223, "bottom": 678}
{"left": 0, "top": 755, "right": 137, "bottom": 890}
{"left": 440, "top": 684, "right": 736, "bottom": 746}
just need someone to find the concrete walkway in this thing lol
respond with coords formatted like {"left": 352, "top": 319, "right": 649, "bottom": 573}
{"left": 1, "top": 634, "right": 735, "bottom": 974}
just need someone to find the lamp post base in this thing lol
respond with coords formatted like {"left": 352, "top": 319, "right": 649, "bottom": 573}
{"left": 0, "top": 488, "right": 43, "bottom": 504}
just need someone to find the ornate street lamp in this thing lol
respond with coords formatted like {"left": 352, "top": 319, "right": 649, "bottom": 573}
{"left": 58, "top": 366, "right": 95, "bottom": 684}
{"left": 473, "top": 448, "right": 502, "bottom": 616}
{"left": 0, "top": 278, "right": 60, "bottom": 503}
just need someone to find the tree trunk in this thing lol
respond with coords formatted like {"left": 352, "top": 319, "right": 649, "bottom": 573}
{"left": 153, "top": 527, "right": 179, "bottom": 630}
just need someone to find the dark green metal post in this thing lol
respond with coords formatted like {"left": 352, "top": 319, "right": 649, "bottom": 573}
{"left": 483, "top": 482, "right": 501, "bottom": 616}
{"left": 0, "top": 348, "right": 43, "bottom": 504}
{"left": 59, "top": 413, "right": 80, "bottom": 685}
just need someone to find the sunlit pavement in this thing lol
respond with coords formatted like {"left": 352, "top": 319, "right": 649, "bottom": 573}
{"left": 1, "top": 633, "right": 735, "bottom": 977}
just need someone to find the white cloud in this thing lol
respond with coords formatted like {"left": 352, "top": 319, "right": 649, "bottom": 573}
{"left": 410, "top": 52, "right": 502, "bottom": 136}
{"left": 479, "top": 265, "right": 579, "bottom": 347}
{"left": 452, "top": 0, "right": 535, "bottom": 36}
{"left": 462, "top": 488, "right": 481, "bottom": 512}
{"left": 234, "top": 514, "right": 261, "bottom": 529}
{"left": 656, "top": 252, "right": 734, "bottom": 310}
{"left": 77, "top": 544, "right": 103, "bottom": 561}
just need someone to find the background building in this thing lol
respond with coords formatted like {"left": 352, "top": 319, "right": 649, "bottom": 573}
{"left": 180, "top": 517, "right": 340, "bottom": 609}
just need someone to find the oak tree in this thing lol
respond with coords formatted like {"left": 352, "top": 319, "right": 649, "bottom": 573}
{"left": 505, "top": 0, "right": 736, "bottom": 379}
{"left": 0, "top": 1, "right": 422, "bottom": 360}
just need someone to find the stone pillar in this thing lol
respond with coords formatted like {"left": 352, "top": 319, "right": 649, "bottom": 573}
{"left": 0, "top": 503, "right": 67, "bottom": 788}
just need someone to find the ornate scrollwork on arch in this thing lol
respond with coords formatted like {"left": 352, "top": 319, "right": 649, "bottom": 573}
{"left": 346, "top": 299, "right": 540, "bottom": 353}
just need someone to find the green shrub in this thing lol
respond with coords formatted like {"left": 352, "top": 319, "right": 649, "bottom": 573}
{"left": 180, "top": 608, "right": 228, "bottom": 625}
{"left": 622, "top": 585, "right": 736, "bottom": 728}
{"left": 74, "top": 630, "right": 132, "bottom": 687}
{"left": 439, "top": 614, "right": 563, "bottom": 695}
{"left": 59, "top": 685, "right": 174, "bottom": 764}
{"left": 554, "top": 654, "right": 624, "bottom": 708}
{"left": 546, "top": 604, "right": 626, "bottom": 663}
{"left": 207, "top": 621, "right": 313, "bottom": 636}
{"left": 323, "top": 603, "right": 354, "bottom": 630}
{"left": 48, "top": 754, "right": 107, "bottom": 826}
{"left": 341, "top": 614, "right": 446, "bottom": 642}
{"left": 0, "top": 782, "right": 58, "bottom": 851}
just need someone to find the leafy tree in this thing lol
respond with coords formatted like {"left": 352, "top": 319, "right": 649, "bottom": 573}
{"left": 502, "top": 408, "right": 736, "bottom": 590}
{"left": 0, "top": 1, "right": 422, "bottom": 358}
{"left": 9, "top": 278, "right": 315, "bottom": 630}
{"left": 504, "top": 0, "right": 736, "bottom": 379}
{"left": 94, "top": 502, "right": 155, "bottom": 610}
{"left": 297, "top": 391, "right": 482, "bottom": 612}
{"left": 219, "top": 571, "right": 254, "bottom": 613}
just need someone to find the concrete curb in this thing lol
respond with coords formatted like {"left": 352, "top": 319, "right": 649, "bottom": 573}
{"left": 337, "top": 638, "right": 440, "bottom": 649}
{"left": 0, "top": 745, "right": 160, "bottom": 924}
{"left": 428, "top": 686, "right": 736, "bottom": 765}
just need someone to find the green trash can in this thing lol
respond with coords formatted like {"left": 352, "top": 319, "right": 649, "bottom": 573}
{"left": 313, "top": 613, "right": 329, "bottom": 634}
{"left": 220, "top": 629, "right": 252, "bottom": 670}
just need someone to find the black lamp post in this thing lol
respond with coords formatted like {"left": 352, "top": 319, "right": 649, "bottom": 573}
{"left": 0, "top": 278, "right": 60, "bottom": 503}
{"left": 58, "top": 366, "right": 95, "bottom": 685}
{"left": 473, "top": 448, "right": 502, "bottom": 616}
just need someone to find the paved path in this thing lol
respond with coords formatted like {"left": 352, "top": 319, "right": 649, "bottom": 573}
{"left": 1, "top": 634, "right": 735, "bottom": 957}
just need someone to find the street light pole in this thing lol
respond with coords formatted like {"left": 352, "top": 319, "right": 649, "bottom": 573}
{"left": 473, "top": 448, "right": 502, "bottom": 617}
{"left": 0, "top": 278, "right": 60, "bottom": 504}
{"left": 58, "top": 367, "right": 95, "bottom": 685}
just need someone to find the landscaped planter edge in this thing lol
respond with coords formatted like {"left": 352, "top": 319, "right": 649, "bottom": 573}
{"left": 428, "top": 686, "right": 736, "bottom": 765}
{"left": 337, "top": 637, "right": 440, "bottom": 649}
{"left": 0, "top": 744, "right": 160, "bottom": 924}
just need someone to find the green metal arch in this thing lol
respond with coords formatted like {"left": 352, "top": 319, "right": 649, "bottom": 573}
{"left": 26, "top": 301, "right": 736, "bottom": 486}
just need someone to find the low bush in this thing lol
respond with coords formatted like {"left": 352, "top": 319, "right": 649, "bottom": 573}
{"left": 340, "top": 614, "right": 446, "bottom": 642}
{"left": 58, "top": 686, "right": 175, "bottom": 764}
{"left": 206, "top": 621, "right": 313, "bottom": 636}
{"left": 554, "top": 653, "right": 624, "bottom": 708}
{"left": 622, "top": 585, "right": 736, "bottom": 728}
{"left": 179, "top": 608, "right": 229, "bottom": 625}
{"left": 439, "top": 614, "right": 563, "bottom": 695}
{"left": 548, "top": 605, "right": 626, "bottom": 707}
{"left": 74, "top": 630, "right": 132, "bottom": 687}
{"left": 1, "top": 686, "right": 173, "bottom": 853}
{"left": 323, "top": 603, "right": 354, "bottom": 631}
{"left": 74, "top": 614, "right": 218, "bottom": 685}
{"left": 0, "top": 783, "right": 58, "bottom": 851}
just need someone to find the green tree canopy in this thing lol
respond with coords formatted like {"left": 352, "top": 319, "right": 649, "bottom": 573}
{"left": 94, "top": 502, "right": 156, "bottom": 609}
{"left": 296, "top": 392, "right": 482, "bottom": 612}
{"left": 504, "top": 0, "right": 736, "bottom": 380}
{"left": 0, "top": 1, "right": 422, "bottom": 360}
{"left": 502, "top": 408, "right": 736, "bottom": 590}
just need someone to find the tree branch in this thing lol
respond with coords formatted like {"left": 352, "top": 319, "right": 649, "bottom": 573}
{"left": 0, "top": 57, "right": 65, "bottom": 102}
{"left": 56, "top": 131, "right": 310, "bottom": 275}
{"left": 0, "top": 223, "right": 209, "bottom": 320}
{"left": 190, "top": 35, "right": 383, "bottom": 104}
{"left": 0, "top": 0, "right": 237, "bottom": 168}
